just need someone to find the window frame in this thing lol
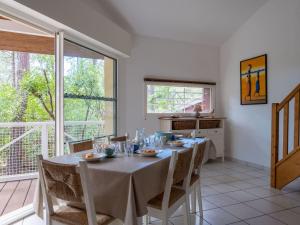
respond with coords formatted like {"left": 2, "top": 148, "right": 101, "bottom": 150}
{"left": 63, "top": 39, "right": 118, "bottom": 138}
{"left": 144, "top": 80, "right": 216, "bottom": 117}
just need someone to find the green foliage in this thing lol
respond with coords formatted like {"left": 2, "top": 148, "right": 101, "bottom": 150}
{"left": 0, "top": 51, "right": 108, "bottom": 123}
{"left": 64, "top": 57, "right": 105, "bottom": 122}
{"left": 0, "top": 84, "right": 17, "bottom": 122}
{"left": 147, "top": 85, "right": 203, "bottom": 113}
{"left": 21, "top": 54, "right": 55, "bottom": 121}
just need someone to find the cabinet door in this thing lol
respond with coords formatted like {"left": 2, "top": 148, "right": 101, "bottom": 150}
{"left": 204, "top": 129, "right": 224, "bottom": 158}
{"left": 212, "top": 133, "right": 224, "bottom": 157}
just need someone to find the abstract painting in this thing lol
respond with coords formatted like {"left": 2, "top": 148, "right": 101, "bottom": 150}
{"left": 240, "top": 54, "right": 267, "bottom": 105}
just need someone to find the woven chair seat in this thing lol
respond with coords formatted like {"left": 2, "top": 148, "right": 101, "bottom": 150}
{"left": 52, "top": 205, "right": 115, "bottom": 225}
{"left": 147, "top": 187, "right": 185, "bottom": 210}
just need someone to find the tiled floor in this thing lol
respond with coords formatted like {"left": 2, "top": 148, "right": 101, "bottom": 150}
{"left": 12, "top": 160, "right": 300, "bottom": 225}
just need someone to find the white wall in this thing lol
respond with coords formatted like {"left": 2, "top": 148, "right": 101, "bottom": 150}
{"left": 118, "top": 36, "right": 220, "bottom": 136}
{"left": 220, "top": 0, "right": 300, "bottom": 167}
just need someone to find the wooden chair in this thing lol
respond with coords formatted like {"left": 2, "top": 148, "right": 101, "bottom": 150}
{"left": 69, "top": 139, "right": 93, "bottom": 153}
{"left": 145, "top": 147, "right": 197, "bottom": 225}
{"left": 109, "top": 136, "right": 127, "bottom": 143}
{"left": 37, "top": 155, "right": 122, "bottom": 225}
{"left": 188, "top": 142, "right": 207, "bottom": 217}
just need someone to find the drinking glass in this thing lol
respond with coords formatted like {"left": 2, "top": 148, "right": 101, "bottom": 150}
{"left": 125, "top": 141, "right": 134, "bottom": 156}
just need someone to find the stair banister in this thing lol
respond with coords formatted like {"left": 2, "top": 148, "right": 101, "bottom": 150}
{"left": 271, "top": 83, "right": 300, "bottom": 189}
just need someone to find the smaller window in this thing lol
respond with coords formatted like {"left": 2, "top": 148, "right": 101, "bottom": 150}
{"left": 145, "top": 80, "right": 215, "bottom": 115}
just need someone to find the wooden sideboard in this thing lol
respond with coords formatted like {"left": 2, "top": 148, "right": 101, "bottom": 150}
{"left": 159, "top": 117, "right": 225, "bottom": 160}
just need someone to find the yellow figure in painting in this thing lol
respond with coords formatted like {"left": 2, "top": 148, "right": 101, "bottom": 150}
{"left": 240, "top": 54, "right": 267, "bottom": 105}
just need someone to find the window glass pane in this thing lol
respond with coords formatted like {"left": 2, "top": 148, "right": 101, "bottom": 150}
{"left": 64, "top": 99, "right": 114, "bottom": 139}
{"left": 64, "top": 41, "right": 115, "bottom": 98}
{"left": 0, "top": 31, "right": 55, "bottom": 177}
{"left": 146, "top": 84, "right": 212, "bottom": 114}
{"left": 63, "top": 40, "right": 116, "bottom": 147}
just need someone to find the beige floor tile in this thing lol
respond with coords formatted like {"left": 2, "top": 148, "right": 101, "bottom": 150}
{"left": 203, "top": 208, "right": 240, "bottom": 225}
{"left": 213, "top": 175, "right": 239, "bottom": 183}
{"left": 222, "top": 203, "right": 263, "bottom": 220}
{"left": 202, "top": 177, "right": 222, "bottom": 186}
{"left": 284, "top": 192, "right": 300, "bottom": 202}
{"left": 229, "top": 222, "right": 248, "bottom": 225}
{"left": 270, "top": 209, "right": 300, "bottom": 225}
{"left": 201, "top": 170, "right": 223, "bottom": 178}
{"left": 231, "top": 166, "right": 254, "bottom": 173}
{"left": 265, "top": 195, "right": 300, "bottom": 209}
{"left": 228, "top": 173, "right": 254, "bottom": 181}
{"left": 201, "top": 186, "right": 221, "bottom": 197}
{"left": 291, "top": 206, "right": 300, "bottom": 214}
{"left": 202, "top": 199, "right": 218, "bottom": 211}
{"left": 146, "top": 219, "right": 173, "bottom": 225}
{"left": 245, "top": 198, "right": 284, "bottom": 214}
{"left": 281, "top": 178, "right": 300, "bottom": 193}
{"left": 225, "top": 190, "right": 259, "bottom": 202}
{"left": 245, "top": 178, "right": 269, "bottom": 186}
{"left": 245, "top": 215, "right": 285, "bottom": 225}
{"left": 227, "top": 181, "right": 257, "bottom": 189}
{"left": 244, "top": 186, "right": 282, "bottom": 198}
{"left": 170, "top": 214, "right": 210, "bottom": 225}
{"left": 243, "top": 170, "right": 266, "bottom": 178}
{"left": 210, "top": 183, "right": 240, "bottom": 193}
{"left": 204, "top": 194, "right": 239, "bottom": 207}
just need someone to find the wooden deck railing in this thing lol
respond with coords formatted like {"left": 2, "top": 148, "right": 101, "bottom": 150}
{"left": 271, "top": 83, "right": 300, "bottom": 188}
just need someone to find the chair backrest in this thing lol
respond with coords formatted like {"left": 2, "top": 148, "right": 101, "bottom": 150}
{"left": 173, "top": 148, "right": 193, "bottom": 185}
{"left": 193, "top": 142, "right": 207, "bottom": 172}
{"left": 161, "top": 151, "right": 178, "bottom": 210}
{"left": 69, "top": 139, "right": 93, "bottom": 153}
{"left": 161, "top": 146, "right": 197, "bottom": 210}
{"left": 39, "top": 157, "right": 83, "bottom": 202}
{"left": 37, "top": 155, "right": 98, "bottom": 225}
{"left": 110, "top": 136, "right": 127, "bottom": 142}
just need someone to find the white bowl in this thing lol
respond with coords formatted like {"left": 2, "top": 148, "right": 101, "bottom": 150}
{"left": 139, "top": 149, "right": 162, "bottom": 157}
{"left": 81, "top": 153, "right": 106, "bottom": 162}
{"left": 169, "top": 141, "right": 184, "bottom": 147}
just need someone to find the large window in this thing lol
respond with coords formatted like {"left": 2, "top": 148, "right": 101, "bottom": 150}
{"left": 145, "top": 80, "right": 215, "bottom": 114}
{"left": 63, "top": 40, "right": 117, "bottom": 145}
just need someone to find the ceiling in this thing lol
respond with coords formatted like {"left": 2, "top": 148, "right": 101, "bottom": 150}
{"left": 0, "top": 16, "right": 49, "bottom": 36}
{"left": 98, "top": 0, "right": 268, "bottom": 46}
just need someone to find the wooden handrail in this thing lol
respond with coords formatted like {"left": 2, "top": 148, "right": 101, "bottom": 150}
{"left": 271, "top": 83, "right": 300, "bottom": 188}
{"left": 278, "top": 84, "right": 300, "bottom": 111}
{"left": 271, "top": 103, "right": 279, "bottom": 187}
{"left": 275, "top": 146, "right": 300, "bottom": 167}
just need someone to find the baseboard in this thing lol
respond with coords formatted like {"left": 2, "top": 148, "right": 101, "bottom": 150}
{"left": 225, "top": 156, "right": 270, "bottom": 171}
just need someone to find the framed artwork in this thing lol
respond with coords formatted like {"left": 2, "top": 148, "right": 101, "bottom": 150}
{"left": 240, "top": 54, "right": 267, "bottom": 105}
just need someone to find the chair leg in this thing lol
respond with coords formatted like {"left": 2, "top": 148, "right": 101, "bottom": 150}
{"left": 144, "top": 215, "right": 150, "bottom": 225}
{"left": 162, "top": 216, "right": 168, "bottom": 225}
{"left": 190, "top": 187, "right": 197, "bottom": 213}
{"left": 196, "top": 183, "right": 203, "bottom": 218}
{"left": 46, "top": 212, "right": 51, "bottom": 225}
{"left": 149, "top": 216, "right": 153, "bottom": 224}
{"left": 183, "top": 198, "right": 191, "bottom": 225}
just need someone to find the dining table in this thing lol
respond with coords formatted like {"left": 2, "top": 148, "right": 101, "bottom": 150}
{"left": 34, "top": 137, "right": 210, "bottom": 225}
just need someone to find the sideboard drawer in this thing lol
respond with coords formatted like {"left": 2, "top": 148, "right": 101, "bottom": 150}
{"left": 172, "top": 120, "right": 197, "bottom": 130}
{"left": 207, "top": 128, "right": 223, "bottom": 135}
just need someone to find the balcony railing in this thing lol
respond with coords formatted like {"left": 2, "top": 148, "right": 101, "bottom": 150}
{"left": 0, "top": 121, "right": 105, "bottom": 182}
